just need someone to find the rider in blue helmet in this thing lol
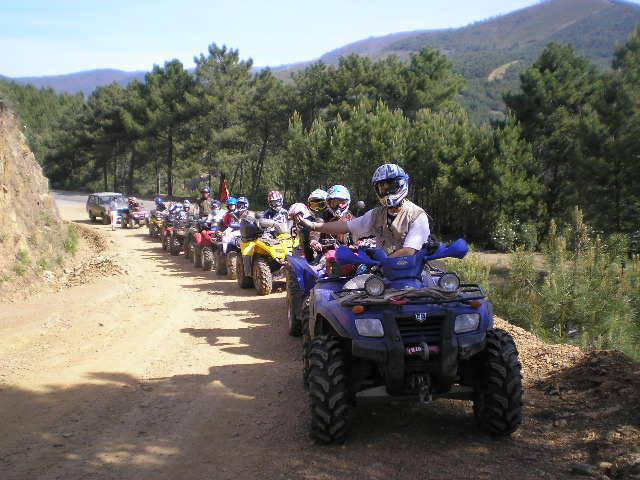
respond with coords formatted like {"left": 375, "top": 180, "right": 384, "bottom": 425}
{"left": 295, "top": 164, "right": 430, "bottom": 257}
{"left": 324, "top": 185, "right": 351, "bottom": 219}
{"left": 236, "top": 196, "right": 250, "bottom": 216}
{"left": 155, "top": 196, "right": 167, "bottom": 212}
{"left": 308, "top": 185, "right": 354, "bottom": 253}
{"left": 223, "top": 197, "right": 238, "bottom": 228}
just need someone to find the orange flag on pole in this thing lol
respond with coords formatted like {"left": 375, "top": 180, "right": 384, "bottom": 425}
{"left": 220, "top": 178, "right": 230, "bottom": 203}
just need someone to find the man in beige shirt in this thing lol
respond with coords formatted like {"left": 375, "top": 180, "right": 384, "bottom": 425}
{"left": 297, "top": 164, "right": 430, "bottom": 258}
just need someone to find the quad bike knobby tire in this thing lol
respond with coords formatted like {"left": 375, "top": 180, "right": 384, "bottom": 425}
{"left": 193, "top": 245, "right": 202, "bottom": 268}
{"left": 128, "top": 218, "right": 135, "bottom": 229}
{"left": 216, "top": 249, "right": 228, "bottom": 276}
{"left": 308, "top": 335, "right": 352, "bottom": 444}
{"left": 236, "top": 256, "right": 254, "bottom": 289}
{"left": 170, "top": 234, "right": 181, "bottom": 256}
{"left": 286, "top": 266, "right": 303, "bottom": 337}
{"left": 301, "top": 299, "right": 311, "bottom": 388}
{"left": 162, "top": 233, "right": 169, "bottom": 251}
{"left": 103, "top": 216, "right": 111, "bottom": 225}
{"left": 184, "top": 237, "right": 192, "bottom": 260}
{"left": 253, "top": 257, "right": 272, "bottom": 295}
{"left": 202, "top": 246, "right": 214, "bottom": 271}
{"left": 473, "top": 329, "right": 523, "bottom": 436}
{"left": 90, "top": 214, "right": 96, "bottom": 222}
{"left": 226, "top": 251, "right": 240, "bottom": 280}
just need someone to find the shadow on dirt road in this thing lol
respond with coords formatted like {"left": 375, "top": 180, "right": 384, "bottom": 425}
{"left": 4, "top": 230, "right": 627, "bottom": 480}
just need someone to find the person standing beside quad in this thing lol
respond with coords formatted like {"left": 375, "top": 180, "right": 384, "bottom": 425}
{"left": 195, "top": 186, "right": 214, "bottom": 218}
{"left": 296, "top": 164, "right": 430, "bottom": 257}
{"left": 108, "top": 197, "right": 119, "bottom": 231}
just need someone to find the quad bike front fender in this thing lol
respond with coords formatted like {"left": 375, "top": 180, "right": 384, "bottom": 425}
{"left": 240, "top": 241, "right": 255, "bottom": 277}
{"left": 253, "top": 240, "right": 291, "bottom": 263}
{"left": 287, "top": 255, "right": 318, "bottom": 296}
{"left": 309, "top": 287, "right": 353, "bottom": 341}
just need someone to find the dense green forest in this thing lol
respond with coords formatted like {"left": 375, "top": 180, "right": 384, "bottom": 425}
{"left": 2, "top": 32, "right": 640, "bottom": 248}
{"left": 2, "top": 30, "right": 640, "bottom": 357}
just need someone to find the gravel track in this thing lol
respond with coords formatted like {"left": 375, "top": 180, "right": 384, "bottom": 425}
{"left": 1, "top": 198, "right": 638, "bottom": 480}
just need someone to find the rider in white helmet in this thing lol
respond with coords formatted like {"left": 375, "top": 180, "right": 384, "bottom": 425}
{"left": 296, "top": 164, "right": 430, "bottom": 257}
{"left": 307, "top": 189, "right": 327, "bottom": 217}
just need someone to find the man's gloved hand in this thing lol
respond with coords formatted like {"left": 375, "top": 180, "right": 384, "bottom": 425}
{"left": 295, "top": 214, "right": 317, "bottom": 232}
{"left": 310, "top": 239, "right": 322, "bottom": 252}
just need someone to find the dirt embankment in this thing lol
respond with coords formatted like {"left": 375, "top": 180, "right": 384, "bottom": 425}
{"left": 0, "top": 105, "right": 122, "bottom": 301}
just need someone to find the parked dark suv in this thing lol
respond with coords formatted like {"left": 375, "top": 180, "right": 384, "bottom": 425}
{"left": 86, "top": 192, "right": 125, "bottom": 224}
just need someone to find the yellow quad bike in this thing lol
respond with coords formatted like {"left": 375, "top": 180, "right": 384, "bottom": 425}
{"left": 237, "top": 217, "right": 298, "bottom": 295}
{"left": 148, "top": 210, "right": 165, "bottom": 238}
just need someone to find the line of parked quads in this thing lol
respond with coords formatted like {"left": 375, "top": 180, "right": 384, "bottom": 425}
{"left": 142, "top": 205, "right": 524, "bottom": 444}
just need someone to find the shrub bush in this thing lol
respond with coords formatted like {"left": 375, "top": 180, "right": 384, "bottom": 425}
{"left": 491, "top": 209, "right": 640, "bottom": 359}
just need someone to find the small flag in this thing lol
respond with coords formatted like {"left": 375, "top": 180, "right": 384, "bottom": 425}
{"left": 220, "top": 176, "right": 230, "bottom": 203}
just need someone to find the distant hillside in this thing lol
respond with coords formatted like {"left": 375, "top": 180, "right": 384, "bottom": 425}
{"left": 304, "top": 0, "right": 640, "bottom": 121}
{"left": 4, "top": 0, "right": 640, "bottom": 120}
{"left": 11, "top": 69, "right": 146, "bottom": 97}
{"left": 314, "top": 0, "right": 639, "bottom": 68}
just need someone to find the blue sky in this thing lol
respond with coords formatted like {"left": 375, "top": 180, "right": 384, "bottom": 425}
{"left": 0, "top": 0, "right": 631, "bottom": 77}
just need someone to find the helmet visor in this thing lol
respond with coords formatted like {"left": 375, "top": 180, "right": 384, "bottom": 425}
{"left": 308, "top": 199, "right": 326, "bottom": 213}
{"left": 374, "top": 179, "right": 402, "bottom": 197}
{"left": 268, "top": 199, "right": 283, "bottom": 209}
{"left": 327, "top": 199, "right": 349, "bottom": 211}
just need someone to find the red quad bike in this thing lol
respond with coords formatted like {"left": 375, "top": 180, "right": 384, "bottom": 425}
{"left": 184, "top": 218, "right": 207, "bottom": 263}
{"left": 121, "top": 204, "right": 149, "bottom": 229}
{"left": 161, "top": 217, "right": 176, "bottom": 251}
{"left": 194, "top": 225, "right": 222, "bottom": 271}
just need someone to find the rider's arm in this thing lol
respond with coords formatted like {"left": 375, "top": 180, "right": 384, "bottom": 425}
{"left": 395, "top": 213, "right": 430, "bottom": 256}
{"left": 311, "top": 220, "right": 350, "bottom": 235}
{"left": 308, "top": 209, "right": 374, "bottom": 236}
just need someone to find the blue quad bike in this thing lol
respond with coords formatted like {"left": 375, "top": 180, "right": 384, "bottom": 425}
{"left": 287, "top": 239, "right": 523, "bottom": 444}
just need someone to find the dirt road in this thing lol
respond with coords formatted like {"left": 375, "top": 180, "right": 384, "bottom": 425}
{"left": 1, "top": 199, "right": 637, "bottom": 480}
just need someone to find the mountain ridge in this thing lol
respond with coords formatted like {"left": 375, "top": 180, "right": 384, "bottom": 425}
{"left": 3, "top": 0, "right": 640, "bottom": 115}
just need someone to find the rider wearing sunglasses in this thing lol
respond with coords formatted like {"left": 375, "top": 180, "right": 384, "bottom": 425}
{"left": 296, "top": 164, "right": 430, "bottom": 257}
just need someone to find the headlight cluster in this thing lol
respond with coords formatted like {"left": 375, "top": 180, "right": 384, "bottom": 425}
{"left": 355, "top": 318, "right": 384, "bottom": 337}
{"left": 343, "top": 274, "right": 385, "bottom": 297}
{"left": 438, "top": 273, "right": 460, "bottom": 292}
{"left": 364, "top": 276, "right": 385, "bottom": 296}
{"left": 454, "top": 313, "right": 480, "bottom": 333}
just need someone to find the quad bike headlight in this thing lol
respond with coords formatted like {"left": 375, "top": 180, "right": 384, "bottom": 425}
{"left": 438, "top": 273, "right": 460, "bottom": 292}
{"left": 355, "top": 318, "right": 384, "bottom": 337}
{"left": 343, "top": 274, "right": 374, "bottom": 291}
{"left": 364, "top": 276, "right": 385, "bottom": 296}
{"left": 454, "top": 313, "right": 480, "bottom": 333}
